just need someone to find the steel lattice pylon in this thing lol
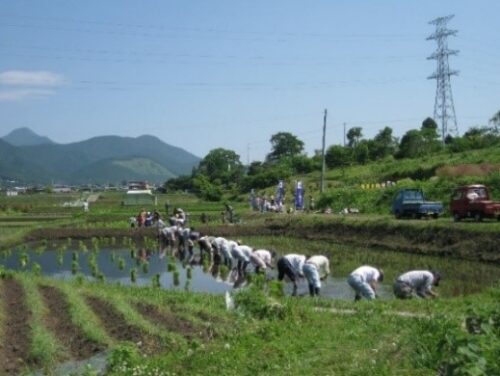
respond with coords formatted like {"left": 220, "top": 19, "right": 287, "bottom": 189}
{"left": 427, "top": 15, "right": 459, "bottom": 141}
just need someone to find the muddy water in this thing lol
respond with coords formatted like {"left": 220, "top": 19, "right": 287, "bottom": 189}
{"left": 1, "top": 239, "right": 499, "bottom": 299}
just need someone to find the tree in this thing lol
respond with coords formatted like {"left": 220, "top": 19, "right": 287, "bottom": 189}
{"left": 266, "top": 132, "right": 304, "bottom": 162}
{"left": 325, "top": 145, "right": 351, "bottom": 169}
{"left": 420, "top": 117, "right": 442, "bottom": 154}
{"left": 197, "top": 148, "right": 244, "bottom": 187}
{"left": 354, "top": 141, "right": 370, "bottom": 164}
{"left": 346, "top": 127, "right": 363, "bottom": 148}
{"left": 490, "top": 110, "right": 500, "bottom": 134}
{"left": 247, "top": 161, "right": 264, "bottom": 176}
{"left": 371, "top": 126, "right": 397, "bottom": 159}
{"left": 396, "top": 129, "right": 424, "bottom": 159}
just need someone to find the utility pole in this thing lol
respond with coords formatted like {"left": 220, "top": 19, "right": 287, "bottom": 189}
{"left": 427, "top": 15, "right": 459, "bottom": 142}
{"left": 246, "top": 143, "right": 250, "bottom": 166}
{"left": 320, "top": 109, "right": 327, "bottom": 194}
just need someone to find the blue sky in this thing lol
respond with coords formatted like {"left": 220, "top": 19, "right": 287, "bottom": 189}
{"left": 0, "top": 0, "right": 498, "bottom": 162}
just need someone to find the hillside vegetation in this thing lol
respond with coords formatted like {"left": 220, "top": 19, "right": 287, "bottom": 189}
{"left": 0, "top": 130, "right": 200, "bottom": 185}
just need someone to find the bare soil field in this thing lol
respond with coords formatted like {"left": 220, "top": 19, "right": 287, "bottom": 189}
{"left": 0, "top": 278, "right": 31, "bottom": 375}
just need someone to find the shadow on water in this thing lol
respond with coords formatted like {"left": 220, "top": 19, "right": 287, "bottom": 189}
{"left": 2, "top": 238, "right": 499, "bottom": 299}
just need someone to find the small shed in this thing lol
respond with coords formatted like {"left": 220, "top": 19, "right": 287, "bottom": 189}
{"left": 123, "top": 190, "right": 157, "bottom": 206}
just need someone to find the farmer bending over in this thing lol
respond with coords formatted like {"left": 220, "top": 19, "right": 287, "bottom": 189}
{"left": 393, "top": 270, "right": 441, "bottom": 299}
{"left": 347, "top": 265, "right": 384, "bottom": 301}
{"left": 277, "top": 253, "right": 306, "bottom": 296}
{"left": 302, "top": 255, "right": 330, "bottom": 297}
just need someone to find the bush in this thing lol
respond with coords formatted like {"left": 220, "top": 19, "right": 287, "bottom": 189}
{"left": 439, "top": 306, "right": 500, "bottom": 376}
{"left": 106, "top": 342, "right": 141, "bottom": 371}
{"left": 233, "top": 275, "right": 288, "bottom": 320}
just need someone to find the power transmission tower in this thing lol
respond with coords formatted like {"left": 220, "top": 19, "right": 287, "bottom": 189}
{"left": 427, "top": 15, "right": 459, "bottom": 142}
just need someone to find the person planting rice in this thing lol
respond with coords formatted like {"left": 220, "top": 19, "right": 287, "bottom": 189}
{"left": 212, "top": 237, "right": 233, "bottom": 267}
{"left": 250, "top": 249, "right": 274, "bottom": 273}
{"left": 393, "top": 270, "right": 441, "bottom": 299}
{"left": 277, "top": 253, "right": 306, "bottom": 296}
{"left": 198, "top": 235, "right": 215, "bottom": 262}
{"left": 302, "top": 255, "right": 330, "bottom": 297}
{"left": 347, "top": 265, "right": 384, "bottom": 301}
{"left": 231, "top": 243, "right": 252, "bottom": 274}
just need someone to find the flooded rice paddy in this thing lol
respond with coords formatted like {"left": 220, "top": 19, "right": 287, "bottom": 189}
{"left": 1, "top": 236, "right": 499, "bottom": 299}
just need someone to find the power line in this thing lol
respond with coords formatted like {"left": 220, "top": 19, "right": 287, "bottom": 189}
{"left": 0, "top": 14, "right": 421, "bottom": 41}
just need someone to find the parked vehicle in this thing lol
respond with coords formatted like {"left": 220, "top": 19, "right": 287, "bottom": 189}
{"left": 450, "top": 184, "right": 500, "bottom": 222}
{"left": 392, "top": 189, "right": 443, "bottom": 219}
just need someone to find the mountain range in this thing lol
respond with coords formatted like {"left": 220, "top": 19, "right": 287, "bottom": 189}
{"left": 0, "top": 128, "right": 200, "bottom": 185}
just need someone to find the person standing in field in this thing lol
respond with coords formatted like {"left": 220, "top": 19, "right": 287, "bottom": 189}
{"left": 277, "top": 253, "right": 306, "bottom": 296}
{"left": 393, "top": 270, "right": 441, "bottom": 299}
{"left": 347, "top": 265, "right": 384, "bottom": 301}
{"left": 302, "top": 255, "right": 330, "bottom": 297}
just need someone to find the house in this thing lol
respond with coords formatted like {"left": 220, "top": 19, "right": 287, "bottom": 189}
{"left": 123, "top": 181, "right": 156, "bottom": 206}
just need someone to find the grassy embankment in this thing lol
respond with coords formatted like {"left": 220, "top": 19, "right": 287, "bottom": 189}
{"left": 257, "top": 145, "right": 500, "bottom": 215}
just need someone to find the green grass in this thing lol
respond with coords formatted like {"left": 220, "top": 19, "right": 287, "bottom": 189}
{"left": 18, "top": 273, "right": 62, "bottom": 370}
{"left": 50, "top": 280, "right": 112, "bottom": 347}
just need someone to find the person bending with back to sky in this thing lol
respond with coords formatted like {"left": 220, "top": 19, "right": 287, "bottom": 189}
{"left": 302, "top": 255, "right": 330, "bottom": 297}
{"left": 347, "top": 265, "right": 384, "bottom": 301}
{"left": 393, "top": 270, "right": 441, "bottom": 299}
{"left": 277, "top": 253, "right": 306, "bottom": 296}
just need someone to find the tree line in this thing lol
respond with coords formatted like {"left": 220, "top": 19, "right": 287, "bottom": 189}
{"left": 165, "top": 112, "right": 500, "bottom": 201}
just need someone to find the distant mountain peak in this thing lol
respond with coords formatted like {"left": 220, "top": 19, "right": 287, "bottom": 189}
{"left": 2, "top": 127, "right": 55, "bottom": 146}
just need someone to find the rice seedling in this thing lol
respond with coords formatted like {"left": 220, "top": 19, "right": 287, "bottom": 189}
{"left": 130, "top": 268, "right": 137, "bottom": 283}
{"left": 173, "top": 270, "right": 180, "bottom": 286}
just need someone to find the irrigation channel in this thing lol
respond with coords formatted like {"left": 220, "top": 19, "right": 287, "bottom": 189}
{"left": 2, "top": 236, "right": 500, "bottom": 299}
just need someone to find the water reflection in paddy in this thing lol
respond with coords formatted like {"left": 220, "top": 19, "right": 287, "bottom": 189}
{"left": 1, "top": 237, "right": 499, "bottom": 299}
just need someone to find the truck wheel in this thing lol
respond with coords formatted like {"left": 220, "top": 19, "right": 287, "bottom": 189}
{"left": 395, "top": 211, "right": 401, "bottom": 219}
{"left": 453, "top": 213, "right": 461, "bottom": 222}
{"left": 432, "top": 213, "right": 439, "bottom": 219}
{"left": 474, "top": 212, "right": 483, "bottom": 222}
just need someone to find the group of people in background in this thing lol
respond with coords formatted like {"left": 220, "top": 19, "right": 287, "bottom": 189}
{"left": 128, "top": 209, "right": 441, "bottom": 300}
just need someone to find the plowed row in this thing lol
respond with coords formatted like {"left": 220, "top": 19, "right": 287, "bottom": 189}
{"left": 0, "top": 279, "right": 209, "bottom": 375}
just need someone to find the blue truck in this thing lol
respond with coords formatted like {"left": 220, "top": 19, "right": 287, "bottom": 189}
{"left": 391, "top": 189, "right": 443, "bottom": 219}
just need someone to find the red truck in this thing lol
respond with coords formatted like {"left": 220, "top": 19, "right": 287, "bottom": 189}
{"left": 450, "top": 184, "right": 500, "bottom": 222}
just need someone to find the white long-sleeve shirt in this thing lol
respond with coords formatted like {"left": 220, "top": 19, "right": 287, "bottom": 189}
{"left": 284, "top": 254, "right": 306, "bottom": 276}
{"left": 350, "top": 265, "right": 380, "bottom": 283}
{"left": 306, "top": 255, "right": 330, "bottom": 279}
{"left": 396, "top": 270, "right": 434, "bottom": 293}
{"left": 253, "top": 249, "right": 272, "bottom": 266}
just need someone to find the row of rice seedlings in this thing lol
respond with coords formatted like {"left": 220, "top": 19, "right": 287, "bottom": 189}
{"left": 78, "top": 240, "right": 88, "bottom": 252}
{"left": 55, "top": 280, "right": 113, "bottom": 347}
{"left": 18, "top": 274, "right": 61, "bottom": 370}
{"left": 31, "top": 262, "right": 42, "bottom": 276}
{"left": 1, "top": 248, "right": 12, "bottom": 258}
{"left": 19, "top": 251, "right": 29, "bottom": 268}
{"left": 34, "top": 244, "right": 46, "bottom": 255}
{"left": 90, "top": 288, "right": 181, "bottom": 347}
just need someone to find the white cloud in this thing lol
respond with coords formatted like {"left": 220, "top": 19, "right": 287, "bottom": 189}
{"left": 0, "top": 70, "right": 65, "bottom": 87}
{"left": 0, "top": 89, "right": 55, "bottom": 102}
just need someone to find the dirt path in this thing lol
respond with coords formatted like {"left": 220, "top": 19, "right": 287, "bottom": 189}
{"left": 0, "top": 278, "right": 32, "bottom": 375}
{"left": 38, "top": 285, "right": 104, "bottom": 360}
{"left": 135, "top": 302, "right": 207, "bottom": 340}
{"left": 85, "top": 296, "right": 160, "bottom": 353}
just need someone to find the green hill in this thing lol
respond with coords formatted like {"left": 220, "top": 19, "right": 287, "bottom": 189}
{"left": 0, "top": 131, "right": 200, "bottom": 185}
{"left": 71, "top": 157, "right": 177, "bottom": 184}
